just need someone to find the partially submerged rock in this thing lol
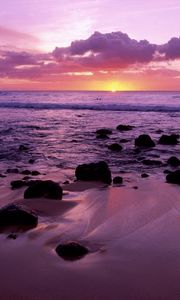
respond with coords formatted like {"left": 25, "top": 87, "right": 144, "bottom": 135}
{"left": 167, "top": 156, "right": 180, "bottom": 167}
{"left": 116, "top": 124, "right": 134, "bottom": 131}
{"left": 24, "top": 180, "right": 63, "bottom": 199}
{"left": 75, "top": 161, "right": 112, "bottom": 184}
{"left": 141, "top": 173, "right": 149, "bottom": 178}
{"left": 11, "top": 180, "right": 26, "bottom": 189}
{"left": 166, "top": 170, "right": 180, "bottom": 185}
{"left": 135, "top": 134, "right": 155, "bottom": 148}
{"left": 113, "top": 176, "right": 123, "bottom": 184}
{"left": 108, "top": 143, "right": 122, "bottom": 152}
{"left": 96, "top": 133, "right": 109, "bottom": 139}
{"left": 19, "top": 144, "right": 28, "bottom": 151}
{"left": 159, "top": 134, "right": 179, "bottom": 145}
{"left": 55, "top": 242, "right": 89, "bottom": 261}
{"left": 0, "top": 204, "right": 38, "bottom": 232}
{"left": 95, "top": 128, "right": 112, "bottom": 135}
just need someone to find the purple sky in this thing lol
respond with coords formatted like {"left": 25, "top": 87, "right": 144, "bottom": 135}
{"left": 1, "top": 0, "right": 180, "bottom": 51}
{"left": 0, "top": 0, "right": 180, "bottom": 90}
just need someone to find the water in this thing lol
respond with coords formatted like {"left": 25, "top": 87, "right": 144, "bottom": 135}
{"left": 0, "top": 91, "right": 179, "bottom": 180}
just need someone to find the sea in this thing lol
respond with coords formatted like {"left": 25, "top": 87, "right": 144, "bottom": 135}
{"left": 0, "top": 91, "right": 179, "bottom": 180}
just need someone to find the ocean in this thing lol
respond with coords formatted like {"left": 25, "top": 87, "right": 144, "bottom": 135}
{"left": 0, "top": 91, "right": 179, "bottom": 180}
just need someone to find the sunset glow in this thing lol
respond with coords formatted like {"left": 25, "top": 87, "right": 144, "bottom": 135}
{"left": 0, "top": 0, "right": 180, "bottom": 91}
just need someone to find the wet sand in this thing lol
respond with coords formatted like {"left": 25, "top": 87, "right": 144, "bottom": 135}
{"left": 0, "top": 175, "right": 180, "bottom": 300}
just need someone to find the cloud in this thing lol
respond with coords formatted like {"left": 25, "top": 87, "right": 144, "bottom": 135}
{"left": 160, "top": 37, "right": 180, "bottom": 59}
{"left": 0, "top": 31, "right": 180, "bottom": 84}
{"left": 53, "top": 31, "right": 157, "bottom": 68}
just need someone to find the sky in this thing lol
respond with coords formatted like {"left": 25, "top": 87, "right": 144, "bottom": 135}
{"left": 0, "top": 0, "right": 180, "bottom": 90}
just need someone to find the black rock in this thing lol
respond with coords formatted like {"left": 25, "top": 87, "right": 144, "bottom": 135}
{"left": 19, "top": 145, "right": 28, "bottom": 151}
{"left": 21, "top": 170, "right": 31, "bottom": 175}
{"left": 116, "top": 124, "right": 134, "bottom": 131}
{"left": 24, "top": 180, "right": 63, "bottom": 199}
{"left": 108, "top": 143, "right": 122, "bottom": 152}
{"left": 159, "top": 134, "right": 179, "bottom": 145}
{"left": 75, "top": 161, "right": 112, "bottom": 184}
{"left": 141, "top": 173, "right": 149, "bottom": 178}
{"left": 7, "top": 168, "right": 19, "bottom": 174}
{"left": 142, "top": 159, "right": 162, "bottom": 166}
{"left": 166, "top": 170, "right": 180, "bottom": 185}
{"left": 31, "top": 170, "right": 41, "bottom": 176}
{"left": 7, "top": 233, "right": 18, "bottom": 239}
{"left": 0, "top": 204, "right": 38, "bottom": 232}
{"left": 113, "top": 176, "right": 123, "bottom": 184}
{"left": 96, "top": 133, "right": 109, "bottom": 139}
{"left": 63, "top": 180, "right": 70, "bottom": 185}
{"left": 0, "top": 174, "right": 6, "bottom": 178}
{"left": 96, "top": 128, "right": 112, "bottom": 135}
{"left": 23, "top": 176, "right": 31, "bottom": 181}
{"left": 28, "top": 159, "right": 35, "bottom": 164}
{"left": 55, "top": 242, "right": 89, "bottom": 261}
{"left": 11, "top": 180, "right": 26, "bottom": 189}
{"left": 135, "top": 135, "right": 155, "bottom": 148}
{"left": 167, "top": 156, "right": 180, "bottom": 167}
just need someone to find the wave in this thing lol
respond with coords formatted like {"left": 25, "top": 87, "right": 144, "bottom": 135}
{"left": 0, "top": 101, "right": 179, "bottom": 112}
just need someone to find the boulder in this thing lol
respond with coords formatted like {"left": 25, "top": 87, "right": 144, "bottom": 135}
{"left": 75, "top": 161, "right": 112, "bottom": 184}
{"left": 158, "top": 134, "right": 179, "bottom": 145}
{"left": 96, "top": 128, "right": 112, "bottom": 135}
{"left": 0, "top": 204, "right": 38, "bottom": 232}
{"left": 113, "top": 176, "right": 123, "bottom": 184}
{"left": 120, "top": 139, "right": 129, "bottom": 143}
{"left": 135, "top": 134, "right": 155, "bottom": 148}
{"left": 31, "top": 170, "right": 41, "bottom": 176}
{"left": 108, "top": 143, "right": 122, "bottom": 152}
{"left": 116, "top": 124, "right": 134, "bottom": 131}
{"left": 21, "top": 170, "right": 31, "bottom": 175}
{"left": 167, "top": 156, "right": 180, "bottom": 167}
{"left": 7, "top": 168, "right": 19, "bottom": 174}
{"left": 11, "top": 180, "right": 26, "bottom": 189}
{"left": 166, "top": 170, "right": 180, "bottom": 185}
{"left": 55, "top": 242, "right": 89, "bottom": 261}
{"left": 24, "top": 180, "right": 63, "bottom": 199}
{"left": 141, "top": 173, "right": 149, "bottom": 178}
{"left": 19, "top": 145, "right": 28, "bottom": 151}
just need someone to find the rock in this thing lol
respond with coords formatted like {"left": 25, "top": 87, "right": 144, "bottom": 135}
{"left": 63, "top": 180, "right": 70, "bottom": 185}
{"left": 28, "top": 159, "right": 35, "bottom": 164}
{"left": 96, "top": 128, "right": 112, "bottom": 135}
{"left": 113, "top": 176, "right": 123, "bottom": 184}
{"left": 55, "top": 242, "right": 89, "bottom": 261}
{"left": 96, "top": 133, "right": 109, "bottom": 139}
{"left": 142, "top": 159, "right": 162, "bottom": 166}
{"left": 141, "top": 173, "right": 149, "bottom": 178}
{"left": 23, "top": 176, "right": 31, "bottom": 181}
{"left": 6, "top": 168, "right": 19, "bottom": 174}
{"left": 21, "top": 170, "right": 31, "bottom": 175}
{"left": 11, "top": 180, "right": 26, "bottom": 189}
{"left": 133, "top": 186, "right": 138, "bottom": 189}
{"left": 135, "top": 135, "right": 155, "bottom": 148}
{"left": 0, "top": 174, "right": 6, "bottom": 178}
{"left": 167, "top": 156, "right": 180, "bottom": 167}
{"left": 108, "top": 143, "right": 122, "bottom": 152}
{"left": 158, "top": 134, "right": 179, "bottom": 145}
{"left": 7, "top": 233, "right": 18, "bottom": 239}
{"left": 19, "top": 145, "right": 28, "bottom": 151}
{"left": 116, "top": 124, "right": 134, "bottom": 131}
{"left": 31, "top": 170, "right": 40, "bottom": 176}
{"left": 166, "top": 170, "right": 180, "bottom": 185}
{"left": 0, "top": 204, "right": 38, "bottom": 232}
{"left": 24, "top": 180, "right": 63, "bottom": 199}
{"left": 75, "top": 161, "right": 112, "bottom": 184}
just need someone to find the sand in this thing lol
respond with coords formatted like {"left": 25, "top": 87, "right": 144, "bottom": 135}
{"left": 0, "top": 175, "right": 180, "bottom": 300}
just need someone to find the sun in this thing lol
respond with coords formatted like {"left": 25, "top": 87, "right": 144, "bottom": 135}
{"left": 111, "top": 89, "right": 116, "bottom": 93}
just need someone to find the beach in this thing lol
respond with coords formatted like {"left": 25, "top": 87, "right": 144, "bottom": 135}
{"left": 0, "top": 172, "right": 180, "bottom": 300}
{"left": 0, "top": 91, "right": 179, "bottom": 299}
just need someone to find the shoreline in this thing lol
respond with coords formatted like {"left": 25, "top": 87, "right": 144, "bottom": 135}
{"left": 0, "top": 174, "right": 180, "bottom": 300}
